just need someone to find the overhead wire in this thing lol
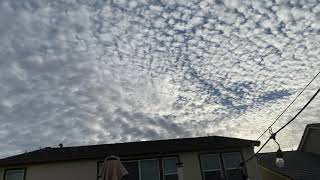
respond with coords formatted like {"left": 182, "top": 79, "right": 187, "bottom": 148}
{"left": 256, "top": 71, "right": 320, "bottom": 140}
{"left": 241, "top": 87, "right": 320, "bottom": 165}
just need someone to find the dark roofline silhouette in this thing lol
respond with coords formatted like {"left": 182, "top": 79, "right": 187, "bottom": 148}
{"left": 0, "top": 135, "right": 259, "bottom": 167}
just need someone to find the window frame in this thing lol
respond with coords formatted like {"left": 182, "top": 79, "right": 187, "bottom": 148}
{"left": 162, "top": 157, "right": 179, "bottom": 180}
{"left": 3, "top": 168, "right": 26, "bottom": 180}
{"left": 222, "top": 152, "right": 243, "bottom": 170}
{"left": 200, "top": 154, "right": 222, "bottom": 172}
{"left": 138, "top": 158, "right": 161, "bottom": 180}
{"left": 222, "top": 152, "right": 247, "bottom": 180}
{"left": 97, "top": 155, "right": 179, "bottom": 180}
{"left": 199, "top": 151, "right": 247, "bottom": 180}
{"left": 200, "top": 153, "right": 224, "bottom": 180}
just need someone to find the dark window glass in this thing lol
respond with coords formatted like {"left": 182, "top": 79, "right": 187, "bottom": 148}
{"left": 123, "top": 161, "right": 139, "bottom": 180}
{"left": 5, "top": 170, "right": 24, "bottom": 180}
{"left": 222, "top": 152, "right": 245, "bottom": 180}
{"left": 163, "top": 158, "right": 178, "bottom": 180}
{"left": 203, "top": 171, "right": 223, "bottom": 180}
{"left": 97, "top": 157, "right": 180, "bottom": 180}
{"left": 140, "top": 159, "right": 160, "bottom": 180}
{"left": 222, "top": 152, "right": 242, "bottom": 169}
{"left": 200, "top": 152, "right": 247, "bottom": 180}
{"left": 200, "top": 154, "right": 224, "bottom": 180}
{"left": 163, "top": 158, "right": 177, "bottom": 174}
{"left": 164, "top": 174, "right": 179, "bottom": 180}
{"left": 200, "top": 154, "right": 221, "bottom": 171}
{"left": 226, "top": 169, "right": 244, "bottom": 180}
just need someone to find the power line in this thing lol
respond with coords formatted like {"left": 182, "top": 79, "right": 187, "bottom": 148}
{"left": 242, "top": 87, "right": 320, "bottom": 165}
{"left": 256, "top": 71, "right": 320, "bottom": 140}
{"left": 274, "top": 87, "right": 319, "bottom": 134}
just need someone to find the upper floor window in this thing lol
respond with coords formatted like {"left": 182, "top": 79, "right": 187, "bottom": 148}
{"left": 4, "top": 169, "right": 25, "bottom": 180}
{"left": 200, "top": 152, "right": 246, "bottom": 180}
{"left": 138, "top": 159, "right": 160, "bottom": 180}
{"left": 200, "top": 154, "right": 223, "bottom": 180}
{"left": 97, "top": 157, "right": 179, "bottom": 180}
{"left": 222, "top": 152, "right": 243, "bottom": 180}
{"left": 162, "top": 158, "right": 178, "bottom": 180}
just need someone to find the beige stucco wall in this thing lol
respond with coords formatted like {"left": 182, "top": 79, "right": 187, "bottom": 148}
{"left": 0, "top": 168, "right": 3, "bottom": 179}
{"left": 0, "top": 160, "right": 97, "bottom": 180}
{"left": 301, "top": 129, "right": 320, "bottom": 154}
{"left": 259, "top": 166, "right": 289, "bottom": 180}
{"left": 241, "top": 147, "right": 262, "bottom": 180}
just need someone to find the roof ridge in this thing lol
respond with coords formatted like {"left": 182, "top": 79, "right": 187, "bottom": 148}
{"left": 57, "top": 135, "right": 259, "bottom": 149}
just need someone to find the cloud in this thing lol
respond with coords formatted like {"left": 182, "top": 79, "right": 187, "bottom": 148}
{"left": 0, "top": 0, "right": 319, "bottom": 157}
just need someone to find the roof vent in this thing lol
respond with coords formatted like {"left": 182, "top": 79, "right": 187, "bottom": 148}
{"left": 44, "top": 147, "right": 51, "bottom": 150}
{"left": 59, "top": 143, "right": 63, "bottom": 148}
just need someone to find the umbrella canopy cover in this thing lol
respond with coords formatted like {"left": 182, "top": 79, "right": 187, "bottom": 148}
{"left": 100, "top": 155, "right": 128, "bottom": 180}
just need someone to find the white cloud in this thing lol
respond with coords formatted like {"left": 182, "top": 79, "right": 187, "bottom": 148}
{"left": 0, "top": 0, "right": 319, "bottom": 157}
{"left": 224, "top": 0, "right": 241, "bottom": 9}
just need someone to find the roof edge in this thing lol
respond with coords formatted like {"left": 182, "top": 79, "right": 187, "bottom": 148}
{"left": 297, "top": 124, "right": 320, "bottom": 151}
{"left": 0, "top": 135, "right": 260, "bottom": 167}
{"left": 60, "top": 135, "right": 260, "bottom": 149}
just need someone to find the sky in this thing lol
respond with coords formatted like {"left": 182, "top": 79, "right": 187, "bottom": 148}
{"left": 0, "top": 0, "right": 319, "bottom": 158}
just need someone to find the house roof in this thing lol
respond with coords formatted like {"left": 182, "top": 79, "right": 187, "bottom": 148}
{"left": 257, "top": 151, "right": 320, "bottom": 180}
{"left": 0, "top": 136, "right": 259, "bottom": 167}
{"left": 297, "top": 123, "right": 320, "bottom": 151}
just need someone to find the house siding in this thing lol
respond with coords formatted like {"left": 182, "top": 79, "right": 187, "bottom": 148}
{"left": 1, "top": 160, "right": 97, "bottom": 180}
{"left": 241, "top": 147, "right": 262, "bottom": 180}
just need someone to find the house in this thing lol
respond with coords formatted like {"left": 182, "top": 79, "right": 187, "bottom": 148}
{"left": 257, "top": 123, "right": 320, "bottom": 180}
{"left": 0, "top": 136, "right": 262, "bottom": 180}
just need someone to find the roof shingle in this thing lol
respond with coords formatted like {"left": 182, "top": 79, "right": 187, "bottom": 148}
{"left": 257, "top": 151, "right": 320, "bottom": 180}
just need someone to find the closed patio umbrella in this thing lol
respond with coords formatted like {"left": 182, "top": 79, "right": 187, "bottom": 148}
{"left": 99, "top": 155, "right": 128, "bottom": 180}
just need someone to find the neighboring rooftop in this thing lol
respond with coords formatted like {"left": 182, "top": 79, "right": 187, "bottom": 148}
{"left": 304, "top": 123, "right": 320, "bottom": 128}
{"left": 257, "top": 151, "right": 320, "bottom": 180}
{"left": 0, "top": 136, "right": 259, "bottom": 167}
{"left": 298, "top": 123, "right": 320, "bottom": 151}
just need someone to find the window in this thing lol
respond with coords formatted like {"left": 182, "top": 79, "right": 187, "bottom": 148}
{"left": 162, "top": 158, "right": 178, "bottom": 180}
{"left": 222, "top": 152, "right": 244, "bottom": 180}
{"left": 122, "top": 161, "right": 139, "bottom": 180}
{"left": 4, "top": 169, "right": 25, "bottom": 180}
{"left": 200, "top": 154, "right": 223, "bottom": 180}
{"left": 98, "top": 158, "right": 165, "bottom": 180}
{"left": 200, "top": 152, "right": 246, "bottom": 180}
{"left": 140, "top": 159, "right": 160, "bottom": 180}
